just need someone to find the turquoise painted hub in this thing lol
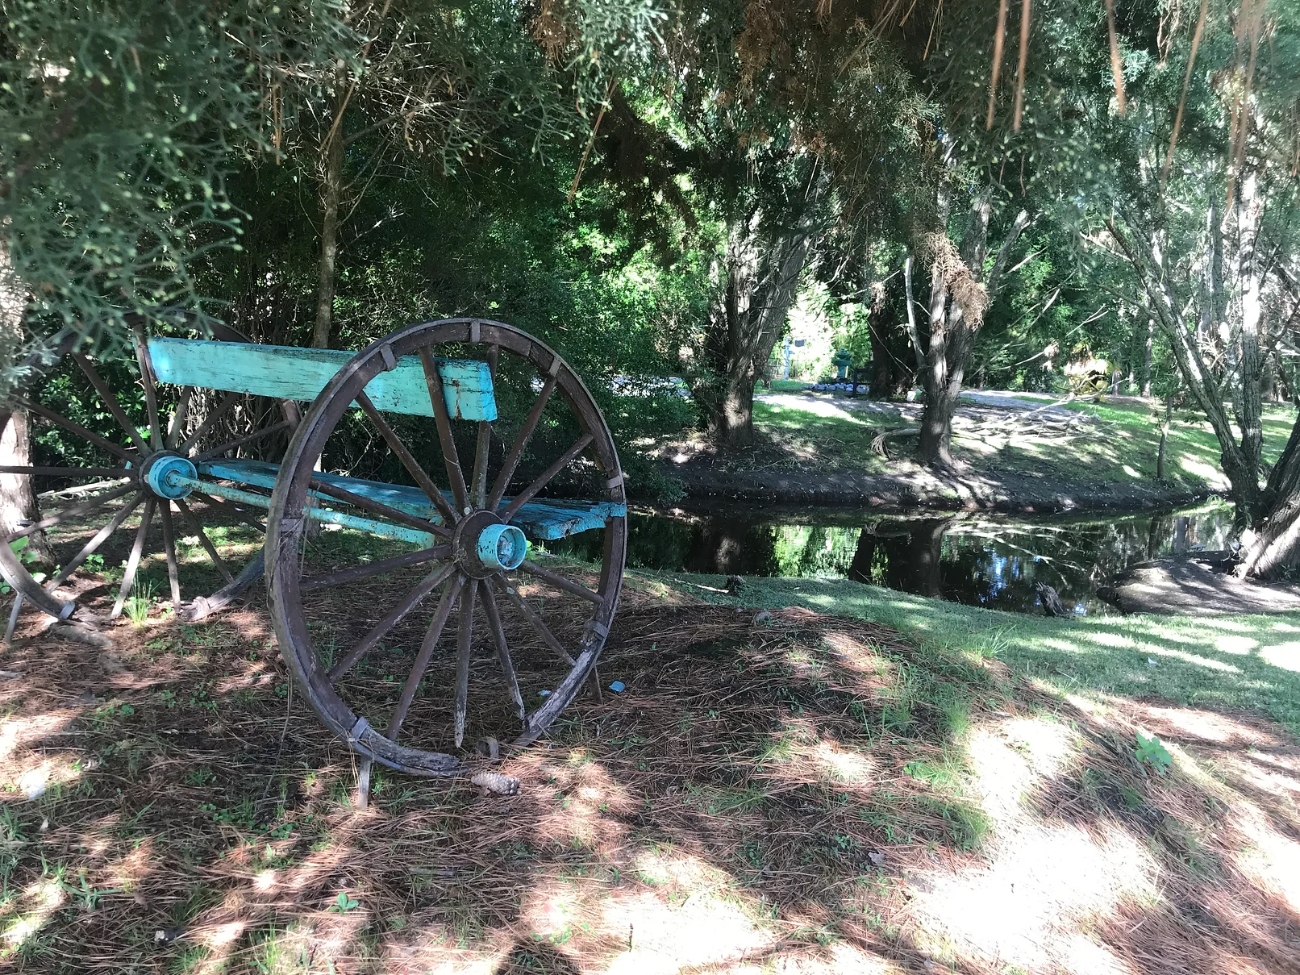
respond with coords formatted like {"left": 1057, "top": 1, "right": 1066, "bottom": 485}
{"left": 477, "top": 523, "right": 527, "bottom": 571}
{"left": 145, "top": 455, "right": 198, "bottom": 500}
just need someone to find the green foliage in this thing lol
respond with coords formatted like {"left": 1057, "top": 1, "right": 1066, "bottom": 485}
{"left": 329, "top": 891, "right": 360, "bottom": 914}
{"left": 1134, "top": 731, "right": 1173, "bottom": 776}
{"left": 0, "top": 1, "right": 361, "bottom": 375}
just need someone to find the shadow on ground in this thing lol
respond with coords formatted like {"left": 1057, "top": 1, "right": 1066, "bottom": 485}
{"left": 1, "top": 577, "right": 1299, "bottom": 973}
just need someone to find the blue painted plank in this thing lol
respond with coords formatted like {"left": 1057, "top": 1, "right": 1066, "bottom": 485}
{"left": 148, "top": 338, "right": 497, "bottom": 422}
{"left": 196, "top": 459, "right": 624, "bottom": 540}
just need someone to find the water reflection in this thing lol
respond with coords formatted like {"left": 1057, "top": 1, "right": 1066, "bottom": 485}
{"left": 547, "top": 501, "right": 1234, "bottom": 615}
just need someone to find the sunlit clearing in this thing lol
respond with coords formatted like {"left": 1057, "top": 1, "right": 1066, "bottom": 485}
{"left": 908, "top": 718, "right": 1156, "bottom": 974}
{"left": 761, "top": 394, "right": 866, "bottom": 424}
{"left": 602, "top": 887, "right": 771, "bottom": 974}
{"left": 1178, "top": 454, "right": 1224, "bottom": 483}
{"left": 1234, "top": 805, "right": 1300, "bottom": 913}
{"left": 200, "top": 919, "right": 246, "bottom": 949}
{"left": 2, "top": 877, "right": 65, "bottom": 954}
{"left": 1146, "top": 645, "right": 1240, "bottom": 672}
{"left": 1085, "top": 631, "right": 1135, "bottom": 649}
{"left": 1213, "top": 634, "right": 1258, "bottom": 655}
{"left": 0, "top": 709, "right": 79, "bottom": 762}
{"left": 524, "top": 757, "right": 633, "bottom": 852}
{"left": 1259, "top": 640, "right": 1300, "bottom": 672}
{"left": 809, "top": 738, "right": 877, "bottom": 784}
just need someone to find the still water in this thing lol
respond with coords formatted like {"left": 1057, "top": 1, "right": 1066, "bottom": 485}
{"left": 548, "top": 500, "right": 1235, "bottom": 615}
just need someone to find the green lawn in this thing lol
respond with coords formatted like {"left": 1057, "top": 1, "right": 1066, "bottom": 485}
{"left": 749, "top": 389, "right": 1297, "bottom": 492}
{"left": 664, "top": 570, "right": 1300, "bottom": 735}
{"left": 750, "top": 399, "right": 892, "bottom": 474}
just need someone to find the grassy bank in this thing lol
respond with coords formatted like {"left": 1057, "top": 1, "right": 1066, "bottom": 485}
{"left": 731, "top": 393, "right": 1299, "bottom": 494}
{"left": 669, "top": 570, "right": 1300, "bottom": 735}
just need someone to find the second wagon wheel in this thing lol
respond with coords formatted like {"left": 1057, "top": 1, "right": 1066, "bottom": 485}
{"left": 266, "top": 319, "right": 627, "bottom": 776}
{"left": 0, "top": 318, "right": 298, "bottom": 629}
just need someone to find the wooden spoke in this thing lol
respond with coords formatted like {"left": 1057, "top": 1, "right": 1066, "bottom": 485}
{"left": 194, "top": 420, "right": 291, "bottom": 462}
{"left": 179, "top": 391, "right": 240, "bottom": 455}
{"left": 387, "top": 572, "right": 466, "bottom": 740}
{"left": 500, "top": 433, "right": 594, "bottom": 521}
{"left": 3, "top": 481, "right": 136, "bottom": 544}
{"left": 518, "top": 559, "right": 603, "bottom": 604}
{"left": 493, "top": 577, "right": 576, "bottom": 666}
{"left": 193, "top": 491, "right": 267, "bottom": 534}
{"left": 306, "top": 476, "right": 449, "bottom": 539}
{"left": 175, "top": 498, "right": 234, "bottom": 585}
{"left": 468, "top": 345, "right": 499, "bottom": 509}
{"left": 111, "top": 498, "right": 156, "bottom": 619}
{"left": 132, "top": 331, "right": 165, "bottom": 450}
{"left": 417, "top": 346, "right": 470, "bottom": 514}
{"left": 453, "top": 579, "right": 477, "bottom": 748}
{"left": 300, "top": 544, "right": 451, "bottom": 592}
{"left": 165, "top": 386, "right": 194, "bottom": 449}
{"left": 481, "top": 582, "right": 525, "bottom": 721}
{"left": 158, "top": 503, "right": 183, "bottom": 606}
{"left": 486, "top": 374, "right": 556, "bottom": 510}
{"left": 71, "top": 354, "right": 151, "bottom": 455}
{"left": 20, "top": 399, "right": 136, "bottom": 463}
{"left": 327, "top": 563, "right": 456, "bottom": 682}
{"left": 49, "top": 493, "right": 145, "bottom": 588}
{"left": 355, "top": 390, "right": 460, "bottom": 526}
{"left": 0, "top": 466, "right": 126, "bottom": 478}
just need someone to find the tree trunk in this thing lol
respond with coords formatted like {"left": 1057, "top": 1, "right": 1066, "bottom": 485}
{"left": 908, "top": 205, "right": 1030, "bottom": 468}
{"left": 1140, "top": 317, "right": 1153, "bottom": 397}
{"left": 1238, "top": 415, "right": 1300, "bottom": 578}
{"left": 1234, "top": 170, "right": 1265, "bottom": 474}
{"left": 848, "top": 527, "right": 877, "bottom": 583}
{"left": 0, "top": 233, "right": 52, "bottom": 563}
{"left": 311, "top": 88, "right": 346, "bottom": 350}
{"left": 701, "top": 216, "right": 812, "bottom": 448}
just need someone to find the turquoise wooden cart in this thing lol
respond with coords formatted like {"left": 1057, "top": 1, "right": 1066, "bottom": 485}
{"left": 0, "top": 318, "right": 628, "bottom": 776}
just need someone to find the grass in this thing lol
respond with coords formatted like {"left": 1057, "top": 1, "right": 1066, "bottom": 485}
{"left": 680, "top": 570, "right": 1300, "bottom": 735}
{"left": 750, "top": 399, "right": 892, "bottom": 474}
{"left": 2, "top": 565, "right": 1300, "bottom": 973}
{"left": 743, "top": 389, "right": 1298, "bottom": 494}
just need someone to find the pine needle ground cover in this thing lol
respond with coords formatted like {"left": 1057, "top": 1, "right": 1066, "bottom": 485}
{"left": 0, "top": 570, "right": 1298, "bottom": 974}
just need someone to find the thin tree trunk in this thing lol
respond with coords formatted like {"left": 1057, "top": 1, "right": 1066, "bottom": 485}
{"left": 1235, "top": 170, "right": 1264, "bottom": 474}
{"left": 311, "top": 88, "right": 346, "bottom": 350}
{"left": 1140, "top": 317, "right": 1153, "bottom": 396}
{"left": 0, "top": 233, "right": 51, "bottom": 563}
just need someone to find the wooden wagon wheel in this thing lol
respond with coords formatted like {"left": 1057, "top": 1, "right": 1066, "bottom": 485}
{"left": 266, "top": 319, "right": 627, "bottom": 776}
{"left": 0, "top": 318, "right": 297, "bottom": 629}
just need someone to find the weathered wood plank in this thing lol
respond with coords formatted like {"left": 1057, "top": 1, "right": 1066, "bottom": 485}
{"left": 147, "top": 338, "right": 497, "bottom": 421}
{"left": 196, "top": 458, "right": 623, "bottom": 540}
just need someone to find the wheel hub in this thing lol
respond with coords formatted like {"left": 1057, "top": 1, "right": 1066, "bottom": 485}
{"left": 141, "top": 452, "right": 197, "bottom": 500}
{"left": 453, "top": 509, "right": 528, "bottom": 578}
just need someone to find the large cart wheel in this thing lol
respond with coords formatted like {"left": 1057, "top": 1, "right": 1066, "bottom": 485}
{"left": 266, "top": 319, "right": 627, "bottom": 776}
{"left": 0, "top": 319, "right": 296, "bottom": 628}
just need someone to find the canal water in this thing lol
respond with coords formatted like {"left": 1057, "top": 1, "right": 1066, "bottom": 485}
{"left": 548, "top": 500, "right": 1235, "bottom": 615}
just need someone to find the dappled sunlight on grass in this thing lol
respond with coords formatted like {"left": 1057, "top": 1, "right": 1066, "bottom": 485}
{"left": 1259, "top": 640, "right": 1300, "bottom": 672}
{"left": 5, "top": 572, "right": 1300, "bottom": 972}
